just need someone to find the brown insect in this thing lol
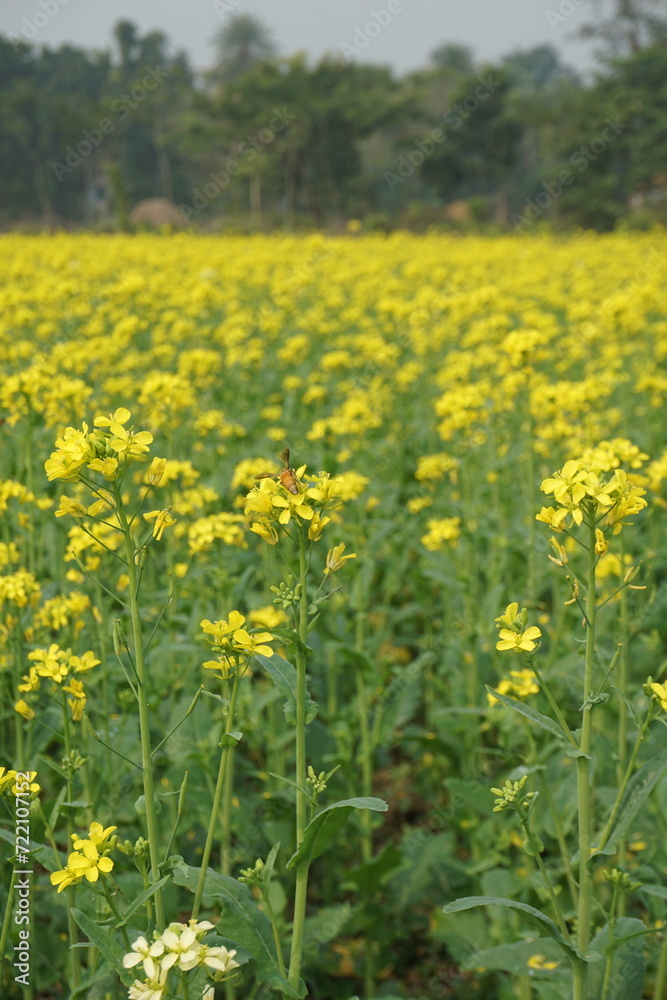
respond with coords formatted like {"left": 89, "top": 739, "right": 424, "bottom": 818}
{"left": 256, "top": 448, "right": 299, "bottom": 494}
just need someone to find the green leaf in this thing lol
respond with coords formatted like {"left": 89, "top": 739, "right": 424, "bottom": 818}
{"left": 464, "top": 937, "right": 566, "bottom": 977}
{"left": 485, "top": 687, "right": 573, "bottom": 743}
{"left": 171, "top": 861, "right": 301, "bottom": 999}
{"left": 253, "top": 653, "right": 318, "bottom": 725}
{"left": 639, "top": 884, "right": 667, "bottom": 900}
{"left": 587, "top": 919, "right": 646, "bottom": 1000}
{"left": 0, "top": 827, "right": 53, "bottom": 870}
{"left": 219, "top": 731, "right": 243, "bottom": 747}
{"left": 442, "top": 897, "right": 583, "bottom": 961}
{"left": 593, "top": 745, "right": 667, "bottom": 856}
{"left": 287, "top": 797, "right": 388, "bottom": 870}
{"left": 262, "top": 842, "right": 280, "bottom": 886}
{"left": 117, "top": 876, "right": 171, "bottom": 924}
{"left": 71, "top": 908, "right": 133, "bottom": 986}
{"left": 267, "top": 628, "right": 314, "bottom": 656}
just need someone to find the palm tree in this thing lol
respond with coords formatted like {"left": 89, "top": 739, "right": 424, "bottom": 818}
{"left": 213, "top": 14, "right": 276, "bottom": 82}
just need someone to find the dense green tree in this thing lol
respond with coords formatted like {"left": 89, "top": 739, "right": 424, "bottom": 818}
{"left": 212, "top": 14, "right": 277, "bottom": 83}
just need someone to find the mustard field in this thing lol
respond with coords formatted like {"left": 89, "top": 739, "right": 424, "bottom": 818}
{"left": 1, "top": 230, "right": 667, "bottom": 1000}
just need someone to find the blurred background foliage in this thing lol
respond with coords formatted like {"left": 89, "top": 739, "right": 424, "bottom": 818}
{"left": 1, "top": 1, "right": 667, "bottom": 232}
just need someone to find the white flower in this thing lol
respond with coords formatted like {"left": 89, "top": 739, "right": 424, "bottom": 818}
{"left": 200, "top": 944, "right": 240, "bottom": 975}
{"left": 160, "top": 926, "right": 200, "bottom": 972}
{"left": 122, "top": 936, "right": 165, "bottom": 979}
{"left": 127, "top": 966, "right": 168, "bottom": 1000}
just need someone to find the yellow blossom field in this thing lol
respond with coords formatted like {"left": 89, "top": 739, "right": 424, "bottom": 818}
{"left": 1, "top": 230, "right": 667, "bottom": 1000}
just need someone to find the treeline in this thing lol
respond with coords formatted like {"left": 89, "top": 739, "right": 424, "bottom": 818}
{"left": 1, "top": 9, "right": 667, "bottom": 232}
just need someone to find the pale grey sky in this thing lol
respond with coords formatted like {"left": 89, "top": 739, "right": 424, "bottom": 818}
{"left": 2, "top": 0, "right": 601, "bottom": 76}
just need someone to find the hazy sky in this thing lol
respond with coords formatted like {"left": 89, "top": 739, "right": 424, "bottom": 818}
{"left": 2, "top": 0, "right": 601, "bottom": 76}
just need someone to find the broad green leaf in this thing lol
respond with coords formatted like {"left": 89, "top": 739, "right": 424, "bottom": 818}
{"left": 485, "top": 687, "right": 573, "bottom": 743}
{"left": 287, "top": 797, "right": 388, "bottom": 870}
{"left": 253, "top": 653, "right": 318, "bottom": 725}
{"left": 443, "top": 897, "right": 583, "bottom": 961}
{"left": 171, "top": 861, "right": 301, "bottom": 999}
{"left": 71, "top": 908, "right": 133, "bottom": 986}
{"left": 587, "top": 919, "right": 646, "bottom": 1000}
{"left": 593, "top": 746, "right": 667, "bottom": 856}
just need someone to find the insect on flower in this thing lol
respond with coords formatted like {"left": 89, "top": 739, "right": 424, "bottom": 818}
{"left": 256, "top": 449, "right": 299, "bottom": 495}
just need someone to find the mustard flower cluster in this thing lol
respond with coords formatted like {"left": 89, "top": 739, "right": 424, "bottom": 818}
{"left": 487, "top": 668, "right": 539, "bottom": 706}
{"left": 0, "top": 768, "right": 40, "bottom": 797}
{"left": 243, "top": 463, "right": 345, "bottom": 544}
{"left": 536, "top": 457, "right": 647, "bottom": 533}
{"left": 50, "top": 822, "right": 117, "bottom": 893}
{"left": 46, "top": 407, "right": 155, "bottom": 484}
{"left": 200, "top": 610, "right": 274, "bottom": 677}
{"left": 17, "top": 643, "right": 100, "bottom": 721}
{"left": 420, "top": 516, "right": 462, "bottom": 552}
{"left": 122, "top": 919, "right": 239, "bottom": 1000}
{"left": 494, "top": 603, "right": 542, "bottom": 654}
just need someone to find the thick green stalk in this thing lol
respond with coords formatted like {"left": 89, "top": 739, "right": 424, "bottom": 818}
{"left": 118, "top": 504, "right": 165, "bottom": 930}
{"left": 573, "top": 513, "right": 597, "bottom": 1000}
{"left": 221, "top": 749, "right": 235, "bottom": 876}
{"left": 192, "top": 670, "right": 240, "bottom": 919}
{"left": 287, "top": 526, "right": 310, "bottom": 992}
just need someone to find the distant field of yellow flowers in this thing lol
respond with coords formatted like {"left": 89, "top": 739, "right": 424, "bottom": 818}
{"left": 2, "top": 230, "right": 667, "bottom": 1000}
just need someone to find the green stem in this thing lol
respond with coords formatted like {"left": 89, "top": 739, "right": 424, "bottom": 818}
{"left": 573, "top": 513, "right": 597, "bottom": 1000}
{"left": 0, "top": 868, "right": 18, "bottom": 989}
{"left": 221, "top": 747, "right": 235, "bottom": 876}
{"left": 539, "top": 774, "right": 578, "bottom": 912}
{"left": 192, "top": 670, "right": 240, "bottom": 919}
{"left": 530, "top": 660, "right": 578, "bottom": 748}
{"left": 520, "top": 816, "right": 571, "bottom": 941}
{"left": 264, "top": 893, "right": 287, "bottom": 978}
{"left": 287, "top": 525, "right": 310, "bottom": 993}
{"left": 102, "top": 880, "right": 131, "bottom": 950}
{"left": 117, "top": 497, "right": 165, "bottom": 931}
